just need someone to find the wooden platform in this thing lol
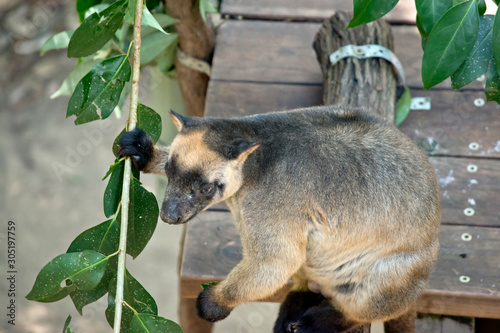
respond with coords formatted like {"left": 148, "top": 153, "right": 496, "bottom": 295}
{"left": 179, "top": 0, "right": 500, "bottom": 330}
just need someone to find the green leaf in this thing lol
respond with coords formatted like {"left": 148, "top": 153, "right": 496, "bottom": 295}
{"left": 396, "top": 86, "right": 411, "bottom": 126}
{"left": 478, "top": 0, "right": 486, "bottom": 16}
{"left": 76, "top": 0, "right": 103, "bottom": 22}
{"left": 415, "top": 0, "right": 453, "bottom": 36}
{"left": 146, "top": 0, "right": 161, "bottom": 10}
{"left": 142, "top": 5, "right": 171, "bottom": 35}
{"left": 153, "top": 13, "right": 179, "bottom": 28}
{"left": 103, "top": 158, "right": 140, "bottom": 212}
{"left": 141, "top": 13, "right": 178, "bottom": 38}
{"left": 130, "top": 313, "right": 183, "bottom": 333}
{"left": 492, "top": 5, "right": 500, "bottom": 75}
{"left": 51, "top": 57, "right": 100, "bottom": 99}
{"left": 68, "top": 0, "right": 126, "bottom": 58}
{"left": 114, "top": 80, "right": 132, "bottom": 119}
{"left": 67, "top": 218, "right": 119, "bottom": 315}
{"left": 416, "top": 15, "right": 429, "bottom": 50}
{"left": 347, "top": 0, "right": 399, "bottom": 28}
{"left": 106, "top": 271, "right": 158, "bottom": 332}
{"left": 422, "top": 0, "right": 480, "bottom": 89}
{"left": 141, "top": 32, "right": 178, "bottom": 65}
{"left": 486, "top": 59, "right": 500, "bottom": 102}
{"left": 199, "top": 0, "right": 218, "bottom": 22}
{"left": 67, "top": 219, "right": 120, "bottom": 315}
{"left": 70, "top": 256, "right": 117, "bottom": 315}
{"left": 26, "top": 251, "right": 108, "bottom": 302}
{"left": 138, "top": 104, "right": 162, "bottom": 144}
{"left": 103, "top": 158, "right": 123, "bottom": 181}
{"left": 67, "top": 55, "right": 131, "bottom": 125}
{"left": 41, "top": 30, "right": 74, "bottom": 56}
{"left": 85, "top": 3, "right": 112, "bottom": 19}
{"left": 451, "top": 15, "right": 494, "bottom": 89}
{"left": 125, "top": 0, "right": 136, "bottom": 25}
{"left": 104, "top": 160, "right": 125, "bottom": 218}
{"left": 113, "top": 129, "right": 127, "bottom": 157}
{"left": 63, "top": 315, "right": 75, "bottom": 333}
{"left": 156, "top": 41, "right": 178, "bottom": 73}
{"left": 68, "top": 219, "right": 120, "bottom": 255}
{"left": 104, "top": 161, "right": 152, "bottom": 254}
{"left": 123, "top": 178, "right": 159, "bottom": 258}
{"left": 201, "top": 281, "right": 218, "bottom": 290}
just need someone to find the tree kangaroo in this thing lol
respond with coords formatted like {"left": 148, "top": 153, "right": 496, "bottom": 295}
{"left": 118, "top": 106, "right": 440, "bottom": 332}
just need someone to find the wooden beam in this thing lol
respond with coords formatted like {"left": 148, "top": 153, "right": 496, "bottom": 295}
{"left": 313, "top": 11, "right": 396, "bottom": 122}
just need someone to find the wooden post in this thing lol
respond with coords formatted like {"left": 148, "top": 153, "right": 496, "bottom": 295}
{"left": 165, "top": 0, "right": 216, "bottom": 117}
{"left": 313, "top": 11, "right": 400, "bottom": 333}
{"left": 313, "top": 11, "right": 397, "bottom": 124}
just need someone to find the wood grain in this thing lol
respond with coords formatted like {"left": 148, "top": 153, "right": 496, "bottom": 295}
{"left": 205, "top": 81, "right": 323, "bottom": 118}
{"left": 206, "top": 82, "right": 500, "bottom": 159}
{"left": 431, "top": 157, "right": 500, "bottom": 228}
{"left": 220, "top": 0, "right": 417, "bottom": 24}
{"left": 180, "top": 212, "right": 500, "bottom": 319}
{"left": 212, "top": 21, "right": 322, "bottom": 84}
{"left": 313, "top": 11, "right": 397, "bottom": 123}
{"left": 400, "top": 90, "right": 500, "bottom": 158}
{"left": 178, "top": 297, "right": 214, "bottom": 332}
{"left": 416, "top": 315, "right": 474, "bottom": 333}
{"left": 211, "top": 21, "right": 484, "bottom": 90}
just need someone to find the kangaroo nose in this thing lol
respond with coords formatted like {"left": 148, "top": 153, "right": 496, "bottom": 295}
{"left": 160, "top": 201, "right": 182, "bottom": 224}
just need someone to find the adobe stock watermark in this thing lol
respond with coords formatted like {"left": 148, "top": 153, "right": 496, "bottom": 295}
{"left": 51, "top": 121, "right": 117, "bottom": 182}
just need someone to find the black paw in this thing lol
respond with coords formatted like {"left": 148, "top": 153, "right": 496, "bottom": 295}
{"left": 116, "top": 128, "right": 153, "bottom": 171}
{"left": 292, "top": 315, "right": 324, "bottom": 333}
{"left": 273, "top": 291, "right": 325, "bottom": 333}
{"left": 196, "top": 285, "right": 232, "bottom": 322}
{"left": 292, "top": 305, "right": 356, "bottom": 333}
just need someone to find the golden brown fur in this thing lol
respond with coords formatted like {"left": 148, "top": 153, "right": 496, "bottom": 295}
{"left": 118, "top": 106, "right": 440, "bottom": 332}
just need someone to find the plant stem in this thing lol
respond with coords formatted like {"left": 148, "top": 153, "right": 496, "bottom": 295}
{"left": 113, "top": 0, "right": 143, "bottom": 332}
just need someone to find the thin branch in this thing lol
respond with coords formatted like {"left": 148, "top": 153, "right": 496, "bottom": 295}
{"left": 110, "top": 39, "right": 127, "bottom": 55}
{"left": 113, "top": 0, "right": 143, "bottom": 331}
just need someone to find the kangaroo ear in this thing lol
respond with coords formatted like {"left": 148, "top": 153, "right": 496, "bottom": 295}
{"left": 170, "top": 110, "right": 190, "bottom": 132}
{"left": 225, "top": 140, "right": 260, "bottom": 161}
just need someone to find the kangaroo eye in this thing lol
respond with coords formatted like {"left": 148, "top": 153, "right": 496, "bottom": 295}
{"left": 200, "top": 183, "right": 215, "bottom": 196}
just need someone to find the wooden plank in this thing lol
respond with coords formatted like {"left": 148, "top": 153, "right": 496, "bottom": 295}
{"left": 206, "top": 82, "right": 500, "bottom": 159}
{"left": 205, "top": 81, "right": 323, "bottom": 118}
{"left": 180, "top": 212, "right": 500, "bottom": 318}
{"left": 211, "top": 21, "right": 483, "bottom": 90}
{"left": 416, "top": 315, "right": 474, "bottom": 333}
{"left": 421, "top": 225, "right": 500, "bottom": 319}
{"left": 212, "top": 21, "right": 322, "bottom": 85}
{"left": 431, "top": 157, "right": 500, "bottom": 228}
{"left": 400, "top": 90, "right": 500, "bottom": 158}
{"left": 179, "top": 211, "right": 241, "bottom": 297}
{"left": 221, "top": 0, "right": 417, "bottom": 24}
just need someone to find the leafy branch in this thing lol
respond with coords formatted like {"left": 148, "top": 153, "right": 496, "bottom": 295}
{"left": 27, "top": 0, "right": 192, "bottom": 331}
{"left": 113, "top": 0, "right": 143, "bottom": 330}
{"left": 349, "top": 0, "right": 500, "bottom": 106}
